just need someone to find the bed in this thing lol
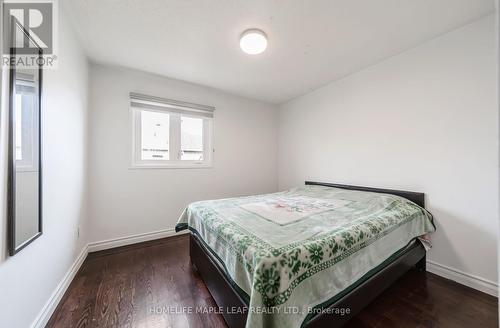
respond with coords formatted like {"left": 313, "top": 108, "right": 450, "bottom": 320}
{"left": 175, "top": 181, "right": 436, "bottom": 327}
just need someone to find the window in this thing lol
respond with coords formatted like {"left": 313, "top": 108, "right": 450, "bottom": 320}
{"left": 15, "top": 93, "right": 23, "bottom": 160}
{"left": 130, "top": 93, "right": 214, "bottom": 168}
{"left": 15, "top": 79, "right": 39, "bottom": 171}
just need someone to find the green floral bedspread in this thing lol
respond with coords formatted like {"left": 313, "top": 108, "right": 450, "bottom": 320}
{"left": 176, "top": 185, "right": 435, "bottom": 328}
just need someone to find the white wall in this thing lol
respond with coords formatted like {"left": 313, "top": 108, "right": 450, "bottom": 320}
{"left": 278, "top": 16, "right": 498, "bottom": 285}
{"left": 0, "top": 9, "right": 89, "bottom": 328}
{"left": 87, "top": 65, "right": 278, "bottom": 243}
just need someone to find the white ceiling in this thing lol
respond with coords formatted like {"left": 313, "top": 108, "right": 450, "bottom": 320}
{"left": 66, "top": 0, "right": 495, "bottom": 104}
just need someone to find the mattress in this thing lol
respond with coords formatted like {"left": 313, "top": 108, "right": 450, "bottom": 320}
{"left": 176, "top": 185, "right": 436, "bottom": 328}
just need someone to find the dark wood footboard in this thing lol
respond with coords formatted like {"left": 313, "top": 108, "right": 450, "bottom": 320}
{"left": 190, "top": 234, "right": 248, "bottom": 328}
{"left": 190, "top": 233, "right": 426, "bottom": 328}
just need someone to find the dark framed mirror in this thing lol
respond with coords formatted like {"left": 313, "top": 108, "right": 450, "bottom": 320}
{"left": 7, "top": 18, "right": 43, "bottom": 256}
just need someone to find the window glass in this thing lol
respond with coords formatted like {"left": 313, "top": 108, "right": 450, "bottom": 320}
{"left": 141, "top": 110, "right": 169, "bottom": 160}
{"left": 181, "top": 116, "right": 203, "bottom": 161}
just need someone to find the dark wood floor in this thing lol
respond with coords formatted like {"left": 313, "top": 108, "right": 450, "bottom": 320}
{"left": 46, "top": 234, "right": 498, "bottom": 328}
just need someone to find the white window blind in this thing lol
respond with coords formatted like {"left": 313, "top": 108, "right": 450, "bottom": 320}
{"left": 130, "top": 92, "right": 215, "bottom": 118}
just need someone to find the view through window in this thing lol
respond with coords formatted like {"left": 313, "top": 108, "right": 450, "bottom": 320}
{"left": 141, "top": 111, "right": 170, "bottom": 160}
{"left": 181, "top": 116, "right": 203, "bottom": 160}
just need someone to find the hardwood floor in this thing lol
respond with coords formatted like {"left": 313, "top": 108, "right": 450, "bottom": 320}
{"left": 46, "top": 235, "right": 498, "bottom": 328}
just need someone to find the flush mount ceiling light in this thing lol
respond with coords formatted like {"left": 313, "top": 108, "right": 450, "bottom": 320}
{"left": 239, "top": 29, "right": 268, "bottom": 55}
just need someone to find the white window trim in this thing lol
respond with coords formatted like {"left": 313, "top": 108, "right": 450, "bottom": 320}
{"left": 129, "top": 94, "right": 214, "bottom": 169}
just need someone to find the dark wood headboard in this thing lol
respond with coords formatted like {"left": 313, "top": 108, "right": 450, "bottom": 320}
{"left": 305, "top": 181, "right": 425, "bottom": 208}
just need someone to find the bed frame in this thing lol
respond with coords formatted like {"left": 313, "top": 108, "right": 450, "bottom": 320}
{"left": 190, "top": 181, "right": 427, "bottom": 327}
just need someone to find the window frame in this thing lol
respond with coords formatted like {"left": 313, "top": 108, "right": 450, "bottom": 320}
{"left": 130, "top": 98, "right": 214, "bottom": 169}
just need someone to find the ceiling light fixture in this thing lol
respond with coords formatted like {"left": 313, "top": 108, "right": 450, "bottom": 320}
{"left": 239, "top": 29, "right": 268, "bottom": 55}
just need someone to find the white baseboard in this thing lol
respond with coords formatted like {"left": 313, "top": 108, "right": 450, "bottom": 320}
{"left": 31, "top": 244, "right": 89, "bottom": 328}
{"left": 427, "top": 260, "right": 498, "bottom": 297}
{"left": 87, "top": 228, "right": 188, "bottom": 253}
{"left": 30, "top": 228, "right": 188, "bottom": 328}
